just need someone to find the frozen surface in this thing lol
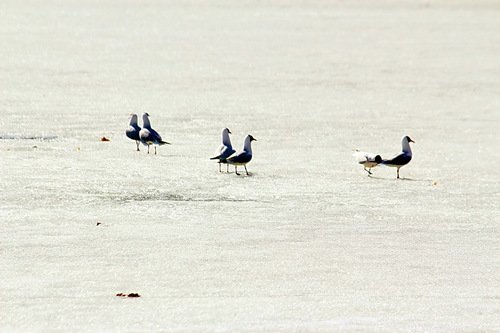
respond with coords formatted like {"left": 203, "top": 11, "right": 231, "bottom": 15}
{"left": 1, "top": 0, "right": 499, "bottom": 332}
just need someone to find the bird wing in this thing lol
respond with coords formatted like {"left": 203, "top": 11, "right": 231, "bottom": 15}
{"left": 210, "top": 145, "right": 225, "bottom": 159}
{"left": 211, "top": 145, "right": 235, "bottom": 160}
{"left": 126, "top": 126, "right": 140, "bottom": 140}
{"left": 219, "top": 146, "right": 236, "bottom": 160}
{"left": 382, "top": 152, "right": 411, "bottom": 166}
{"left": 139, "top": 128, "right": 153, "bottom": 143}
{"left": 148, "top": 128, "right": 163, "bottom": 143}
{"left": 227, "top": 151, "right": 252, "bottom": 164}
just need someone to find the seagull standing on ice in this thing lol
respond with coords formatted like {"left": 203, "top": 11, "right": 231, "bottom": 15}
{"left": 139, "top": 113, "right": 171, "bottom": 155}
{"left": 382, "top": 135, "right": 415, "bottom": 179}
{"left": 227, "top": 134, "right": 257, "bottom": 176}
{"left": 210, "top": 128, "right": 236, "bottom": 172}
{"left": 125, "top": 114, "right": 141, "bottom": 151}
{"left": 353, "top": 150, "right": 382, "bottom": 175}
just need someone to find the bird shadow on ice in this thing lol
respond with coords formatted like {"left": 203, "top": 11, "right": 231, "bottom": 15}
{"left": 367, "top": 176, "right": 434, "bottom": 183}
{"left": 226, "top": 173, "right": 256, "bottom": 177}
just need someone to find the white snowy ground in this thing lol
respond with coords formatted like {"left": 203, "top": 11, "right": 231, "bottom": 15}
{"left": 0, "top": 0, "right": 499, "bottom": 332}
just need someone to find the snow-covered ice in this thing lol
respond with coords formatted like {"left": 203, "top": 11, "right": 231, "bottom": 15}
{"left": 1, "top": 0, "right": 499, "bottom": 332}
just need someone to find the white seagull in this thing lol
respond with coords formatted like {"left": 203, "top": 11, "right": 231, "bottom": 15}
{"left": 210, "top": 128, "right": 236, "bottom": 172}
{"left": 353, "top": 150, "right": 382, "bottom": 175}
{"left": 227, "top": 134, "right": 257, "bottom": 176}
{"left": 381, "top": 135, "right": 415, "bottom": 179}
{"left": 125, "top": 114, "right": 141, "bottom": 151}
{"left": 139, "top": 113, "right": 171, "bottom": 155}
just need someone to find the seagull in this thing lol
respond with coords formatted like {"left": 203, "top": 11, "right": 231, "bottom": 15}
{"left": 210, "top": 128, "right": 236, "bottom": 172}
{"left": 139, "top": 113, "right": 171, "bottom": 155}
{"left": 227, "top": 134, "right": 257, "bottom": 175}
{"left": 381, "top": 135, "right": 415, "bottom": 179}
{"left": 125, "top": 114, "right": 141, "bottom": 151}
{"left": 353, "top": 150, "right": 382, "bottom": 175}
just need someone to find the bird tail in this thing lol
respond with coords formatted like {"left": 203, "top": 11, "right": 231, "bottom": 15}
{"left": 210, "top": 156, "right": 228, "bottom": 163}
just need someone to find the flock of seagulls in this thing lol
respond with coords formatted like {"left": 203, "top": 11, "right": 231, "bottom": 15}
{"left": 126, "top": 113, "right": 170, "bottom": 154}
{"left": 354, "top": 135, "right": 415, "bottom": 178}
{"left": 126, "top": 114, "right": 414, "bottom": 178}
{"left": 209, "top": 128, "right": 257, "bottom": 175}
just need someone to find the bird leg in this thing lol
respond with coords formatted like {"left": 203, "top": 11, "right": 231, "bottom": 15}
{"left": 397, "top": 168, "right": 400, "bottom": 179}
{"left": 244, "top": 165, "right": 249, "bottom": 176}
{"left": 154, "top": 146, "right": 157, "bottom": 155}
{"left": 226, "top": 164, "right": 229, "bottom": 173}
{"left": 136, "top": 141, "right": 140, "bottom": 151}
{"left": 235, "top": 166, "right": 240, "bottom": 175}
{"left": 218, "top": 162, "right": 222, "bottom": 173}
{"left": 147, "top": 145, "right": 150, "bottom": 154}
{"left": 364, "top": 167, "right": 372, "bottom": 175}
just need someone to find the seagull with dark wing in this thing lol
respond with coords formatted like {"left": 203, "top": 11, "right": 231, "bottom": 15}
{"left": 139, "top": 113, "right": 171, "bottom": 155}
{"left": 210, "top": 128, "right": 236, "bottom": 172}
{"left": 125, "top": 114, "right": 141, "bottom": 151}
{"left": 381, "top": 135, "right": 415, "bottom": 179}
{"left": 227, "top": 134, "right": 257, "bottom": 176}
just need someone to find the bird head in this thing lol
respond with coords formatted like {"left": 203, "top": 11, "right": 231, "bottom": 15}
{"left": 404, "top": 135, "right": 415, "bottom": 143}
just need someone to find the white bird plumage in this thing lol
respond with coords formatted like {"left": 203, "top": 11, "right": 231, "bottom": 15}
{"left": 139, "top": 113, "right": 171, "bottom": 155}
{"left": 226, "top": 134, "right": 257, "bottom": 175}
{"left": 125, "top": 114, "right": 141, "bottom": 151}
{"left": 381, "top": 135, "right": 415, "bottom": 179}
{"left": 210, "top": 128, "right": 236, "bottom": 172}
